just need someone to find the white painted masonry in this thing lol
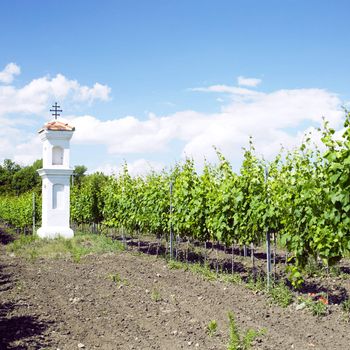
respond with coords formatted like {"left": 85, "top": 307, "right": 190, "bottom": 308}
{"left": 37, "top": 122, "right": 75, "bottom": 239}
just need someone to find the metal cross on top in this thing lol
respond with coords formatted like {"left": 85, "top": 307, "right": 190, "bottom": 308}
{"left": 50, "top": 102, "right": 63, "bottom": 120}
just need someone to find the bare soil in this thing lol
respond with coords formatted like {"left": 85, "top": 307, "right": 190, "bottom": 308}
{"left": 1, "top": 232, "right": 350, "bottom": 350}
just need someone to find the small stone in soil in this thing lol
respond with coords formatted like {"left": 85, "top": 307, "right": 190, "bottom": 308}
{"left": 296, "top": 302, "right": 306, "bottom": 311}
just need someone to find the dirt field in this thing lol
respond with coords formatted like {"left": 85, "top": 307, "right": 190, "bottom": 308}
{"left": 1, "top": 232, "right": 350, "bottom": 350}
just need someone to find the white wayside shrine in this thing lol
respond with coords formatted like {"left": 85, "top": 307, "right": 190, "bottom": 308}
{"left": 37, "top": 118, "right": 75, "bottom": 239}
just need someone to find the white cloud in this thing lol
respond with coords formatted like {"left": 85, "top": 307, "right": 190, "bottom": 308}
{"left": 13, "top": 137, "right": 42, "bottom": 165}
{"left": 237, "top": 76, "right": 262, "bottom": 87}
{"left": 67, "top": 84, "right": 343, "bottom": 169}
{"left": 0, "top": 64, "right": 345, "bottom": 173}
{"left": 74, "top": 82, "right": 110, "bottom": 102}
{"left": 0, "top": 124, "right": 40, "bottom": 165}
{"left": 183, "top": 86, "right": 343, "bottom": 164}
{"left": 0, "top": 63, "right": 20, "bottom": 84}
{"left": 93, "top": 159, "right": 165, "bottom": 177}
{"left": 0, "top": 64, "right": 111, "bottom": 165}
{"left": 69, "top": 110, "right": 208, "bottom": 156}
{"left": 0, "top": 71, "right": 111, "bottom": 117}
{"left": 192, "top": 84, "right": 261, "bottom": 97}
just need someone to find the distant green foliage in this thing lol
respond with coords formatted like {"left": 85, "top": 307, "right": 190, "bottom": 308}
{"left": 72, "top": 165, "right": 87, "bottom": 188}
{"left": 0, "top": 159, "right": 42, "bottom": 230}
{"left": 71, "top": 172, "right": 108, "bottom": 226}
{"left": 103, "top": 164, "right": 170, "bottom": 236}
{"left": 0, "top": 192, "right": 41, "bottom": 229}
{"left": 0, "top": 159, "right": 42, "bottom": 195}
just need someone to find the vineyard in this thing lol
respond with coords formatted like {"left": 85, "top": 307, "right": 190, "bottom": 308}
{"left": 2, "top": 114, "right": 350, "bottom": 349}
{"left": 1, "top": 113, "right": 350, "bottom": 289}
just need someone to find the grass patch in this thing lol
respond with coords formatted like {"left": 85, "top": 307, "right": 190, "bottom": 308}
{"left": 7, "top": 234, "right": 37, "bottom": 253}
{"left": 188, "top": 262, "right": 217, "bottom": 281}
{"left": 268, "top": 281, "right": 293, "bottom": 307}
{"left": 246, "top": 274, "right": 266, "bottom": 293}
{"left": 167, "top": 260, "right": 217, "bottom": 280}
{"left": 167, "top": 260, "right": 188, "bottom": 270}
{"left": 220, "top": 273, "right": 242, "bottom": 285}
{"left": 167, "top": 260, "right": 243, "bottom": 285}
{"left": 6, "top": 231, "right": 124, "bottom": 262}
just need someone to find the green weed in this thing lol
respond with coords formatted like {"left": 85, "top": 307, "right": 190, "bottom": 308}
{"left": 246, "top": 274, "right": 265, "bottom": 293}
{"left": 227, "top": 312, "right": 266, "bottom": 350}
{"left": 15, "top": 280, "right": 24, "bottom": 292}
{"left": 341, "top": 298, "right": 350, "bottom": 321}
{"left": 108, "top": 273, "right": 128, "bottom": 286}
{"left": 309, "top": 299, "right": 328, "bottom": 317}
{"left": 342, "top": 298, "right": 350, "bottom": 313}
{"left": 268, "top": 281, "right": 293, "bottom": 307}
{"left": 304, "top": 257, "right": 322, "bottom": 277}
{"left": 207, "top": 319, "right": 218, "bottom": 337}
{"left": 151, "top": 289, "right": 162, "bottom": 302}
{"left": 299, "top": 296, "right": 328, "bottom": 317}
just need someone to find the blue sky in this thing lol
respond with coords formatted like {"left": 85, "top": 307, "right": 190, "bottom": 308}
{"left": 1, "top": 0, "right": 349, "bottom": 174}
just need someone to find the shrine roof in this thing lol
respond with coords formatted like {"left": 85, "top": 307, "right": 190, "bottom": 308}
{"left": 38, "top": 120, "right": 75, "bottom": 133}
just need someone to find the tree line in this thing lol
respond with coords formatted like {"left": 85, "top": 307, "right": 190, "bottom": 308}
{"left": 0, "top": 159, "right": 87, "bottom": 196}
